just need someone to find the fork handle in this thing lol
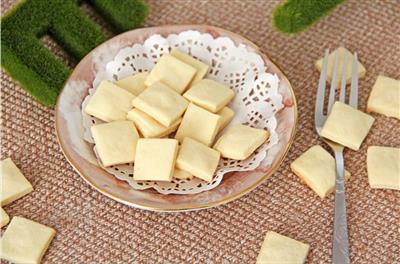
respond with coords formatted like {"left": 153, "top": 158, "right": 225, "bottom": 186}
{"left": 332, "top": 150, "right": 350, "bottom": 264}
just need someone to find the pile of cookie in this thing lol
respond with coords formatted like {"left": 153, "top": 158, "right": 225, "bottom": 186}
{"left": 85, "top": 49, "right": 269, "bottom": 182}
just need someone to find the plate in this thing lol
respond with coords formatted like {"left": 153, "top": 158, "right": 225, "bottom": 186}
{"left": 55, "top": 25, "right": 297, "bottom": 212}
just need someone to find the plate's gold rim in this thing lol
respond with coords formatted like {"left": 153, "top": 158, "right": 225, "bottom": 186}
{"left": 55, "top": 25, "right": 298, "bottom": 212}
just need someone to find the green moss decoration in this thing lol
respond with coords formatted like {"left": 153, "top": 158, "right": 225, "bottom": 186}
{"left": 273, "top": 0, "right": 346, "bottom": 34}
{"left": 85, "top": 0, "right": 149, "bottom": 33}
{"left": 1, "top": 0, "right": 148, "bottom": 107}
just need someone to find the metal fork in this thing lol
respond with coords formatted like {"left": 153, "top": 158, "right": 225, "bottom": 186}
{"left": 315, "top": 49, "right": 359, "bottom": 264}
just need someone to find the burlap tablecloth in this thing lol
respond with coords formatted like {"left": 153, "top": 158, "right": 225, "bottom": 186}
{"left": 1, "top": 0, "right": 399, "bottom": 263}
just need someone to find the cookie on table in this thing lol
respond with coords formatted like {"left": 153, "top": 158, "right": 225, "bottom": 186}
{"left": 1, "top": 158, "right": 33, "bottom": 206}
{"left": 85, "top": 80, "right": 135, "bottom": 122}
{"left": 315, "top": 47, "right": 366, "bottom": 87}
{"left": 214, "top": 124, "right": 269, "bottom": 160}
{"left": 1, "top": 216, "right": 56, "bottom": 264}
{"left": 132, "top": 82, "right": 188, "bottom": 127}
{"left": 367, "top": 75, "right": 400, "bottom": 119}
{"left": 116, "top": 72, "right": 149, "bottom": 96}
{"left": 175, "top": 103, "right": 221, "bottom": 146}
{"left": 91, "top": 121, "right": 139, "bottom": 167}
{"left": 256, "top": 231, "right": 310, "bottom": 264}
{"left": 367, "top": 146, "right": 400, "bottom": 190}
{"left": 145, "top": 54, "right": 196, "bottom": 94}
{"left": 127, "top": 108, "right": 181, "bottom": 138}
{"left": 134, "top": 139, "right": 179, "bottom": 181}
{"left": 290, "top": 145, "right": 351, "bottom": 198}
{"left": 176, "top": 138, "right": 220, "bottom": 182}
{"left": 170, "top": 49, "right": 209, "bottom": 82}
{"left": 321, "top": 102, "right": 374, "bottom": 151}
{"left": 1, "top": 207, "right": 10, "bottom": 227}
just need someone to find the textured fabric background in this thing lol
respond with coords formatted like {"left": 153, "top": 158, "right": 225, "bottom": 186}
{"left": 1, "top": 0, "right": 399, "bottom": 263}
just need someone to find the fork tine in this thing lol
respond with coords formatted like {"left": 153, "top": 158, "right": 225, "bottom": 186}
{"left": 349, "top": 53, "right": 359, "bottom": 108}
{"left": 315, "top": 49, "right": 330, "bottom": 118}
{"left": 339, "top": 52, "right": 348, "bottom": 102}
{"left": 328, "top": 50, "right": 339, "bottom": 113}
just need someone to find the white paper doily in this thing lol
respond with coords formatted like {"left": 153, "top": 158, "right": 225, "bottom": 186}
{"left": 81, "top": 30, "right": 284, "bottom": 194}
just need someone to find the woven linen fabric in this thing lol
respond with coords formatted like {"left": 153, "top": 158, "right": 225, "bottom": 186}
{"left": 1, "top": 0, "right": 399, "bottom": 263}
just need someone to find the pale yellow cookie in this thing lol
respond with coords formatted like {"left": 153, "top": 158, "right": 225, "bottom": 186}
{"left": 315, "top": 47, "right": 366, "bottom": 87}
{"left": 145, "top": 54, "right": 196, "bottom": 94}
{"left": 1, "top": 207, "right": 10, "bottom": 227}
{"left": 132, "top": 82, "right": 188, "bottom": 127}
{"left": 85, "top": 80, "right": 135, "bottom": 122}
{"left": 367, "top": 75, "right": 400, "bottom": 119}
{"left": 321, "top": 102, "right": 374, "bottom": 151}
{"left": 0, "top": 158, "right": 33, "bottom": 206}
{"left": 1, "top": 216, "right": 56, "bottom": 264}
{"left": 175, "top": 103, "right": 221, "bottom": 146}
{"left": 217, "top": 107, "right": 235, "bottom": 132}
{"left": 176, "top": 138, "right": 220, "bottom": 182}
{"left": 256, "top": 231, "right": 310, "bottom": 264}
{"left": 173, "top": 168, "right": 194, "bottom": 180}
{"left": 133, "top": 139, "right": 179, "bottom": 181}
{"left": 91, "top": 121, "right": 139, "bottom": 167}
{"left": 116, "top": 72, "right": 149, "bottom": 95}
{"left": 183, "top": 79, "right": 235, "bottom": 113}
{"left": 214, "top": 124, "right": 269, "bottom": 160}
{"left": 127, "top": 108, "right": 181, "bottom": 138}
{"left": 290, "top": 145, "right": 351, "bottom": 198}
{"left": 170, "top": 49, "right": 209, "bottom": 82}
{"left": 367, "top": 146, "right": 400, "bottom": 190}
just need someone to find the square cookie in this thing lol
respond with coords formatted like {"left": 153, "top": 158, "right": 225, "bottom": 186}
{"left": 256, "top": 231, "right": 310, "bottom": 264}
{"left": 134, "top": 139, "right": 179, "bottom": 181}
{"left": 367, "top": 146, "right": 400, "bottom": 190}
{"left": 315, "top": 47, "right": 366, "bottom": 87}
{"left": 85, "top": 80, "right": 135, "bottom": 122}
{"left": 1, "top": 158, "right": 33, "bottom": 206}
{"left": 214, "top": 124, "right": 269, "bottom": 160}
{"left": 127, "top": 108, "right": 181, "bottom": 138}
{"left": 116, "top": 72, "right": 149, "bottom": 95}
{"left": 183, "top": 79, "right": 235, "bottom": 113}
{"left": 145, "top": 54, "right": 196, "bottom": 94}
{"left": 217, "top": 107, "right": 235, "bottom": 132}
{"left": 91, "top": 121, "right": 139, "bottom": 167}
{"left": 132, "top": 81, "right": 188, "bottom": 127}
{"left": 176, "top": 138, "right": 220, "bottom": 182}
{"left": 367, "top": 75, "right": 400, "bottom": 119}
{"left": 1, "top": 216, "right": 56, "bottom": 264}
{"left": 175, "top": 103, "right": 221, "bottom": 146}
{"left": 1, "top": 207, "right": 10, "bottom": 227}
{"left": 321, "top": 102, "right": 374, "bottom": 150}
{"left": 290, "top": 145, "right": 351, "bottom": 198}
{"left": 170, "top": 49, "right": 209, "bottom": 82}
